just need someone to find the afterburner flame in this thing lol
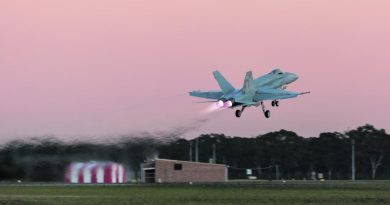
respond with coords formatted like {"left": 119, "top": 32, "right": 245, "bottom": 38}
{"left": 201, "top": 101, "right": 227, "bottom": 114}
{"left": 217, "top": 100, "right": 224, "bottom": 108}
{"left": 224, "top": 100, "right": 233, "bottom": 108}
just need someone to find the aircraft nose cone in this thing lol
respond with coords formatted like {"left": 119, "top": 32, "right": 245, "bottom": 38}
{"left": 292, "top": 74, "right": 299, "bottom": 81}
{"left": 286, "top": 73, "right": 299, "bottom": 84}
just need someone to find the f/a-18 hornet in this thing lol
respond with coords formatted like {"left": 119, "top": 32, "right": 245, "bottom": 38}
{"left": 189, "top": 69, "right": 310, "bottom": 118}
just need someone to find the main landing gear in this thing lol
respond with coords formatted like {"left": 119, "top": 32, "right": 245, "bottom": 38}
{"left": 261, "top": 101, "right": 271, "bottom": 118}
{"left": 271, "top": 100, "right": 279, "bottom": 107}
{"left": 235, "top": 106, "right": 246, "bottom": 118}
{"left": 235, "top": 102, "right": 271, "bottom": 119}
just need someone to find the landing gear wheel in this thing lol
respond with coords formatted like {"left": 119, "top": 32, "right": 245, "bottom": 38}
{"left": 264, "top": 110, "right": 271, "bottom": 118}
{"left": 275, "top": 101, "right": 279, "bottom": 107}
{"left": 235, "top": 110, "right": 242, "bottom": 118}
{"left": 271, "top": 101, "right": 275, "bottom": 107}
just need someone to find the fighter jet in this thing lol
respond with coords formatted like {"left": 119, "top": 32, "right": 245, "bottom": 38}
{"left": 189, "top": 69, "right": 310, "bottom": 118}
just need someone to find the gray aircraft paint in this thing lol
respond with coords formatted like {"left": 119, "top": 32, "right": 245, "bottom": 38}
{"left": 189, "top": 69, "right": 309, "bottom": 118}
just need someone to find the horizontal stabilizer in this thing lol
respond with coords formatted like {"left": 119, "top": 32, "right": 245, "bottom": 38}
{"left": 194, "top": 101, "right": 218, "bottom": 103}
{"left": 189, "top": 90, "right": 224, "bottom": 100}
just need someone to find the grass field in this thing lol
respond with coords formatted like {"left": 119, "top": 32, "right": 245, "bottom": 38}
{"left": 1, "top": 181, "right": 390, "bottom": 205}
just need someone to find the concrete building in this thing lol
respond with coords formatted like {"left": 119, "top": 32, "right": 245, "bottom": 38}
{"left": 141, "top": 159, "right": 228, "bottom": 183}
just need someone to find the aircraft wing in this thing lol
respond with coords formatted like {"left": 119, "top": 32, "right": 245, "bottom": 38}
{"left": 233, "top": 100, "right": 258, "bottom": 107}
{"left": 189, "top": 90, "right": 224, "bottom": 100}
{"left": 254, "top": 88, "right": 301, "bottom": 101}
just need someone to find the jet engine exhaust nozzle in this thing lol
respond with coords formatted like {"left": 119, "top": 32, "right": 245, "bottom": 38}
{"left": 224, "top": 100, "right": 233, "bottom": 108}
{"left": 217, "top": 100, "right": 225, "bottom": 108}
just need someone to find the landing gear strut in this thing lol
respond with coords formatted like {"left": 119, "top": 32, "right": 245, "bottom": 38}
{"left": 235, "top": 106, "right": 246, "bottom": 118}
{"left": 261, "top": 101, "right": 271, "bottom": 118}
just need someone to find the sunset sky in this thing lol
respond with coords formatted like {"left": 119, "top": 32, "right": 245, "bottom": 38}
{"left": 1, "top": 0, "right": 389, "bottom": 142}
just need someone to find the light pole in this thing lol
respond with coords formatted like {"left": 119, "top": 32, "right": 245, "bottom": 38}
{"left": 189, "top": 141, "right": 192, "bottom": 161}
{"left": 212, "top": 144, "right": 216, "bottom": 163}
{"left": 351, "top": 138, "right": 356, "bottom": 181}
{"left": 195, "top": 138, "right": 199, "bottom": 162}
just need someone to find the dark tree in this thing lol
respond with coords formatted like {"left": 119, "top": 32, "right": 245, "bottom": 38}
{"left": 347, "top": 125, "right": 390, "bottom": 179}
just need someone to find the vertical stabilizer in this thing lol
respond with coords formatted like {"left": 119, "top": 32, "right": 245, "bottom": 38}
{"left": 242, "top": 71, "right": 255, "bottom": 95}
{"left": 213, "top": 71, "right": 235, "bottom": 94}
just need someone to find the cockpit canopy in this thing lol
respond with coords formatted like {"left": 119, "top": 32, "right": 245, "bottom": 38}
{"left": 270, "top": 69, "right": 283, "bottom": 75}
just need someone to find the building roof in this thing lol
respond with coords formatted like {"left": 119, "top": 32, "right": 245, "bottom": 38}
{"left": 149, "top": 159, "right": 227, "bottom": 167}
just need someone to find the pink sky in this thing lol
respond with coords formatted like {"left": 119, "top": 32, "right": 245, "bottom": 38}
{"left": 1, "top": 0, "right": 390, "bottom": 142}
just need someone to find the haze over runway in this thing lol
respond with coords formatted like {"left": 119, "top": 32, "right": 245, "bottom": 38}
{"left": 1, "top": 0, "right": 390, "bottom": 142}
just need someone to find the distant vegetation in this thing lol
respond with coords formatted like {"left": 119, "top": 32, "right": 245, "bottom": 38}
{"left": 1, "top": 124, "right": 390, "bottom": 182}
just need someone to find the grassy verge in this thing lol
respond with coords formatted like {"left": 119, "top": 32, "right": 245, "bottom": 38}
{"left": 0, "top": 181, "right": 390, "bottom": 205}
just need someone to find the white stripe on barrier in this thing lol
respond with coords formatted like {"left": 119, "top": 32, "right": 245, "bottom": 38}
{"left": 118, "top": 165, "right": 124, "bottom": 183}
{"left": 83, "top": 163, "right": 96, "bottom": 183}
{"left": 97, "top": 163, "right": 105, "bottom": 183}
{"left": 70, "top": 163, "right": 84, "bottom": 183}
{"left": 111, "top": 164, "right": 117, "bottom": 183}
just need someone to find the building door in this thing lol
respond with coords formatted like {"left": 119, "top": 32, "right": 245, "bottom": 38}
{"left": 144, "top": 169, "right": 155, "bottom": 183}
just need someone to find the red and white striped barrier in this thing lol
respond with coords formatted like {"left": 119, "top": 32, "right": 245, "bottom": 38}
{"left": 65, "top": 162, "right": 126, "bottom": 184}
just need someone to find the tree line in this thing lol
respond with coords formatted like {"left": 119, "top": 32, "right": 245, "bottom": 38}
{"left": 0, "top": 124, "right": 389, "bottom": 182}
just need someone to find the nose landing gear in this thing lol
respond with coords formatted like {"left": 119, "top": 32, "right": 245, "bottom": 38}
{"left": 271, "top": 100, "right": 279, "bottom": 107}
